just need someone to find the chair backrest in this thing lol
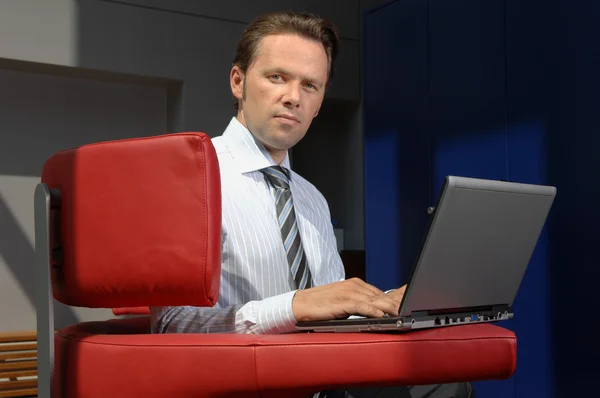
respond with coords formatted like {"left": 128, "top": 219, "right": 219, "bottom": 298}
{"left": 40, "top": 133, "right": 222, "bottom": 308}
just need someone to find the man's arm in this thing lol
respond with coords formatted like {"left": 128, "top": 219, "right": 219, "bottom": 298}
{"left": 152, "top": 290, "right": 298, "bottom": 334}
{"left": 155, "top": 281, "right": 407, "bottom": 334}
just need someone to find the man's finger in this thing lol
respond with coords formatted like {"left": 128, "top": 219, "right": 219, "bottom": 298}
{"left": 347, "top": 278, "right": 387, "bottom": 297}
{"left": 354, "top": 301, "right": 386, "bottom": 318}
{"left": 386, "top": 289, "right": 405, "bottom": 305}
{"left": 367, "top": 295, "right": 400, "bottom": 317}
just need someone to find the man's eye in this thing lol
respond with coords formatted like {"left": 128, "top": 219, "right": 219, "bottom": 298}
{"left": 305, "top": 83, "right": 315, "bottom": 89}
{"left": 270, "top": 75, "right": 282, "bottom": 80}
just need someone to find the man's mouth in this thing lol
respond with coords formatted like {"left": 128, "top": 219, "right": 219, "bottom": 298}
{"left": 275, "top": 114, "right": 300, "bottom": 124}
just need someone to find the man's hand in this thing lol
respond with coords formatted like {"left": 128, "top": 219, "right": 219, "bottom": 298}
{"left": 386, "top": 284, "right": 407, "bottom": 304}
{"left": 292, "top": 278, "right": 402, "bottom": 322}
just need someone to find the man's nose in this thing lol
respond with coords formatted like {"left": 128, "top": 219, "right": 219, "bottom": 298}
{"left": 282, "top": 83, "right": 301, "bottom": 108}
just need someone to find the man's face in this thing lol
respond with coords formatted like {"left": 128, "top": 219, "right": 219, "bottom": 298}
{"left": 231, "top": 34, "right": 329, "bottom": 161}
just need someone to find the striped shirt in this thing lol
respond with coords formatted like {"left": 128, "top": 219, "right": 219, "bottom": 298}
{"left": 150, "top": 117, "right": 345, "bottom": 334}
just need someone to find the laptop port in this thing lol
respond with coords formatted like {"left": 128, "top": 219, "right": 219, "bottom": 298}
{"left": 434, "top": 317, "right": 441, "bottom": 326}
{"left": 445, "top": 316, "right": 450, "bottom": 324}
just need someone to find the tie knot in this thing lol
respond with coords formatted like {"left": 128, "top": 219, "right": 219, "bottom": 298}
{"left": 261, "top": 166, "right": 290, "bottom": 190}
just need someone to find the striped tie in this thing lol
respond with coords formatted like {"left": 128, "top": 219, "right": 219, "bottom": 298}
{"left": 261, "top": 166, "right": 313, "bottom": 290}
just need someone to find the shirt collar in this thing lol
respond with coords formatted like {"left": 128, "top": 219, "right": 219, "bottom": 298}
{"left": 221, "top": 117, "right": 292, "bottom": 176}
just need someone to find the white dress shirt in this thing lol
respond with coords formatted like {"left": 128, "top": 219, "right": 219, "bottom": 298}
{"left": 151, "top": 117, "right": 345, "bottom": 334}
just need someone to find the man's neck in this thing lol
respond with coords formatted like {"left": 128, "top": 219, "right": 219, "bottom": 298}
{"left": 267, "top": 148, "right": 286, "bottom": 166}
{"left": 234, "top": 114, "right": 286, "bottom": 165}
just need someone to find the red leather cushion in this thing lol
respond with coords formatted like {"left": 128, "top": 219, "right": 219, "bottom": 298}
{"left": 53, "top": 319, "right": 516, "bottom": 398}
{"left": 112, "top": 307, "right": 150, "bottom": 316}
{"left": 255, "top": 324, "right": 516, "bottom": 398}
{"left": 41, "top": 133, "right": 221, "bottom": 308}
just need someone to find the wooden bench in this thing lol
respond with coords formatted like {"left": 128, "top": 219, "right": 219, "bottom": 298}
{"left": 0, "top": 332, "right": 37, "bottom": 398}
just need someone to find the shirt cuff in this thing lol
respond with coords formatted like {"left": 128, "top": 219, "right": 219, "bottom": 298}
{"left": 256, "top": 290, "right": 299, "bottom": 334}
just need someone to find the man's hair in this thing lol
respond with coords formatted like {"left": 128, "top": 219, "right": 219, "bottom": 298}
{"left": 232, "top": 11, "right": 340, "bottom": 110}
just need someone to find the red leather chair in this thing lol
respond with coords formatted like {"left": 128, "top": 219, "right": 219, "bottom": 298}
{"left": 34, "top": 132, "right": 516, "bottom": 398}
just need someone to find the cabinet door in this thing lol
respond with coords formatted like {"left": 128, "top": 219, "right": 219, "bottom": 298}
{"left": 364, "top": 0, "right": 429, "bottom": 289}
{"left": 427, "top": 2, "right": 512, "bottom": 396}
{"left": 428, "top": 0, "right": 507, "bottom": 197}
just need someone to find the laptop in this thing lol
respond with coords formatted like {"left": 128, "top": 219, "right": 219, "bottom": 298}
{"left": 296, "top": 176, "right": 556, "bottom": 333}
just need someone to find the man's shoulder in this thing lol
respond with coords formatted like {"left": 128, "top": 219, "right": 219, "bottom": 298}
{"left": 210, "top": 135, "right": 240, "bottom": 180}
{"left": 210, "top": 135, "right": 229, "bottom": 155}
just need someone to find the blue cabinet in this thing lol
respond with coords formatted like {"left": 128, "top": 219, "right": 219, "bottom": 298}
{"left": 363, "top": 1, "right": 580, "bottom": 397}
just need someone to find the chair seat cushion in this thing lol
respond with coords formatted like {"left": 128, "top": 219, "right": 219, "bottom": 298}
{"left": 53, "top": 317, "right": 516, "bottom": 398}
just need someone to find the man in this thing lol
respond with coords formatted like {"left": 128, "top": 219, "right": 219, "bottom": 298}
{"left": 151, "top": 11, "right": 472, "bottom": 398}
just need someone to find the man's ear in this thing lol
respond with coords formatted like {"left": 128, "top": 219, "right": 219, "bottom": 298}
{"left": 230, "top": 65, "right": 245, "bottom": 102}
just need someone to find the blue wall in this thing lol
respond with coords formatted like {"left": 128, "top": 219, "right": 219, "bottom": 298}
{"left": 364, "top": 1, "right": 599, "bottom": 397}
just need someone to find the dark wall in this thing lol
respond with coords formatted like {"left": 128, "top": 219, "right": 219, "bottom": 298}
{"left": 364, "top": 0, "right": 599, "bottom": 397}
